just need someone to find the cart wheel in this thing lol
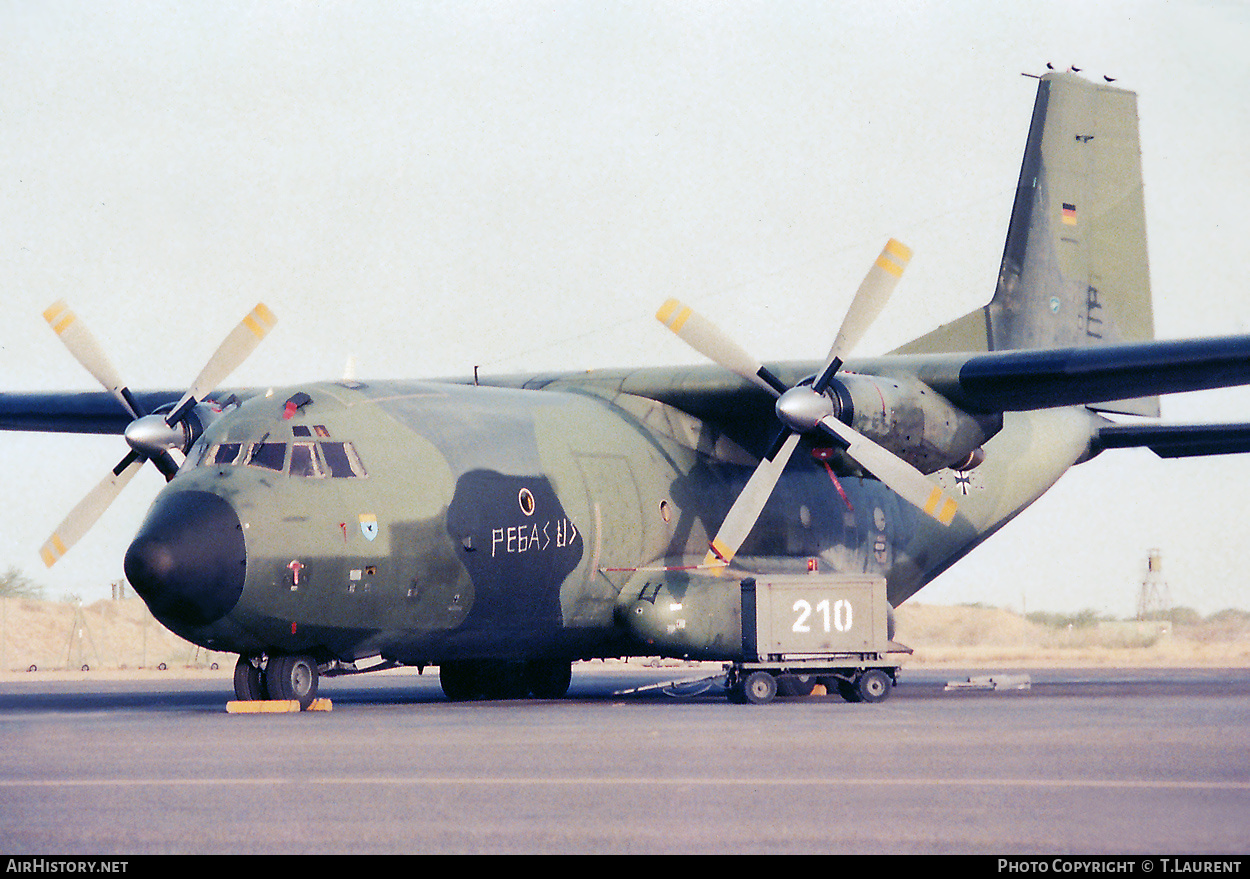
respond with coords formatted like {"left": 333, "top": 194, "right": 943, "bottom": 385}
{"left": 777, "top": 674, "right": 817, "bottom": 697}
{"left": 741, "top": 671, "right": 778, "bottom": 705}
{"left": 855, "top": 669, "right": 892, "bottom": 703}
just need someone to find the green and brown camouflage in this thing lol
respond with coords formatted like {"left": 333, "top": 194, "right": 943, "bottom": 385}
{"left": 5, "top": 71, "right": 1250, "bottom": 705}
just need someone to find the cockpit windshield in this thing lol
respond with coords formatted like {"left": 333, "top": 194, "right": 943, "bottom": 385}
{"left": 194, "top": 424, "right": 367, "bottom": 478}
{"left": 245, "top": 442, "right": 287, "bottom": 471}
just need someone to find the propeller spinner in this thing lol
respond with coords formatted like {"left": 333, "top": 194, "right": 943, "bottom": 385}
{"left": 657, "top": 238, "right": 958, "bottom": 573}
{"left": 38, "top": 302, "right": 276, "bottom": 566}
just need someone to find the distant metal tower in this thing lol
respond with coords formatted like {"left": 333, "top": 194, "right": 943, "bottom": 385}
{"left": 1137, "top": 549, "right": 1172, "bottom": 620}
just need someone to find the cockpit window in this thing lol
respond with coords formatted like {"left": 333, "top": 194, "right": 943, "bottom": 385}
{"left": 196, "top": 435, "right": 366, "bottom": 478}
{"left": 289, "top": 442, "right": 324, "bottom": 478}
{"left": 245, "top": 442, "right": 287, "bottom": 472}
{"left": 320, "top": 442, "right": 367, "bottom": 478}
{"left": 208, "top": 443, "right": 242, "bottom": 465}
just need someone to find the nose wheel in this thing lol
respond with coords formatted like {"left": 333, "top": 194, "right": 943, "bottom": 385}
{"left": 233, "top": 654, "right": 319, "bottom": 711}
{"left": 233, "top": 656, "right": 268, "bottom": 701}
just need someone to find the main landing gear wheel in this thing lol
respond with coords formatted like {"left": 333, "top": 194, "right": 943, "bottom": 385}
{"left": 438, "top": 661, "right": 480, "bottom": 701}
{"left": 265, "top": 654, "right": 319, "bottom": 710}
{"left": 525, "top": 659, "right": 573, "bottom": 699}
{"left": 233, "top": 655, "right": 268, "bottom": 701}
{"left": 440, "top": 659, "right": 574, "bottom": 701}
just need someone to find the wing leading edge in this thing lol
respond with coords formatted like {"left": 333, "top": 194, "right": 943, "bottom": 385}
{"left": 0, "top": 391, "right": 183, "bottom": 434}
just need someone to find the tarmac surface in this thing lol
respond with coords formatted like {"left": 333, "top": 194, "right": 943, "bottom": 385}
{"left": 1, "top": 664, "right": 1247, "bottom": 855}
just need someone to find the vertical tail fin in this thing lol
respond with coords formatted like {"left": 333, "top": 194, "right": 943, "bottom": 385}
{"left": 896, "top": 72, "right": 1158, "bottom": 416}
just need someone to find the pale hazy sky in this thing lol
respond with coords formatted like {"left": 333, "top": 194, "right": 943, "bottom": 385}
{"left": 3, "top": 1, "right": 1249, "bottom": 616}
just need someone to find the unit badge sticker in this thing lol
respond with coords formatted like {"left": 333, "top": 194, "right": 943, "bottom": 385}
{"left": 359, "top": 513, "right": 379, "bottom": 541}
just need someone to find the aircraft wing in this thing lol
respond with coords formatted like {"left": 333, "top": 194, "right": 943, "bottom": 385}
{"left": 0, "top": 390, "right": 201, "bottom": 434}
{"left": 913, "top": 334, "right": 1250, "bottom": 413}
{"left": 6, "top": 333, "right": 1250, "bottom": 445}
{"left": 518, "top": 332, "right": 1250, "bottom": 414}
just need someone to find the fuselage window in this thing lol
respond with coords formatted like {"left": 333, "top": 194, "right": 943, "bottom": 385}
{"left": 289, "top": 442, "right": 324, "bottom": 478}
{"left": 245, "top": 442, "right": 287, "bottom": 472}
{"left": 320, "top": 442, "right": 367, "bottom": 478}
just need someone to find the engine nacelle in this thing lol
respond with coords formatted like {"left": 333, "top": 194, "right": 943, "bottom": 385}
{"left": 832, "top": 374, "right": 1000, "bottom": 474}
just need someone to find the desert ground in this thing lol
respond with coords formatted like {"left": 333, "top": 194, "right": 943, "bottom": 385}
{"left": 0, "top": 596, "right": 1245, "bottom": 682}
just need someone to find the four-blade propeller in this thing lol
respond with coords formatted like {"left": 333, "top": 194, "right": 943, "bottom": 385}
{"left": 657, "top": 238, "right": 958, "bottom": 572}
{"left": 39, "top": 245, "right": 938, "bottom": 572}
{"left": 38, "top": 302, "right": 276, "bottom": 566}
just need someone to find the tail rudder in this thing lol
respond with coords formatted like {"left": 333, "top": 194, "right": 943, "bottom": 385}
{"left": 895, "top": 71, "right": 1158, "bottom": 416}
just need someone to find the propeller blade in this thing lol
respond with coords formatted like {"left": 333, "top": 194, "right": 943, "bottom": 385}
{"left": 703, "top": 432, "right": 802, "bottom": 571}
{"left": 656, "top": 299, "right": 787, "bottom": 395}
{"left": 40, "top": 452, "right": 145, "bottom": 567}
{"left": 168, "top": 303, "right": 277, "bottom": 424}
{"left": 817, "top": 415, "right": 958, "bottom": 526}
{"left": 43, "top": 301, "right": 143, "bottom": 418}
{"left": 814, "top": 238, "right": 911, "bottom": 392}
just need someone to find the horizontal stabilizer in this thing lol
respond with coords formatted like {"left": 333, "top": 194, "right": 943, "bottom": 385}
{"left": 945, "top": 335, "right": 1250, "bottom": 412}
{"left": 1094, "top": 423, "right": 1250, "bottom": 459}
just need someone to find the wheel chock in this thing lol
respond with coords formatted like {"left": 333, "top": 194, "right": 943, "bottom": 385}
{"left": 226, "top": 698, "right": 333, "bottom": 713}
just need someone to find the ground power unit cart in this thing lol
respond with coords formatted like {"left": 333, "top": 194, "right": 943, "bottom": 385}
{"left": 726, "top": 574, "right": 910, "bottom": 705}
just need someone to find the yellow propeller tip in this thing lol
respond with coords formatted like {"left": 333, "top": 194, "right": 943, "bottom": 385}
{"left": 884, "top": 238, "right": 913, "bottom": 261}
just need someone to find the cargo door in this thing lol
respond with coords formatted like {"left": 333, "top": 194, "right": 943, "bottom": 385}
{"left": 570, "top": 453, "right": 643, "bottom": 625}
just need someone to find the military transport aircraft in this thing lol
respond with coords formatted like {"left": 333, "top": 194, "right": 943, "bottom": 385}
{"left": 4, "top": 70, "right": 1250, "bottom": 709}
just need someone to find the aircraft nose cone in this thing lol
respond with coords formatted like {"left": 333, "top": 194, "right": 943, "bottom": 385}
{"left": 124, "top": 490, "right": 246, "bottom": 627}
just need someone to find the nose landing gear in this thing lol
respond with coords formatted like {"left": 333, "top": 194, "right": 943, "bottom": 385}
{"left": 232, "top": 654, "right": 320, "bottom": 711}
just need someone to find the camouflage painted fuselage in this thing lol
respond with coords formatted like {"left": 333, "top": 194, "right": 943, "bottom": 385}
{"left": 130, "top": 370, "right": 1098, "bottom": 666}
